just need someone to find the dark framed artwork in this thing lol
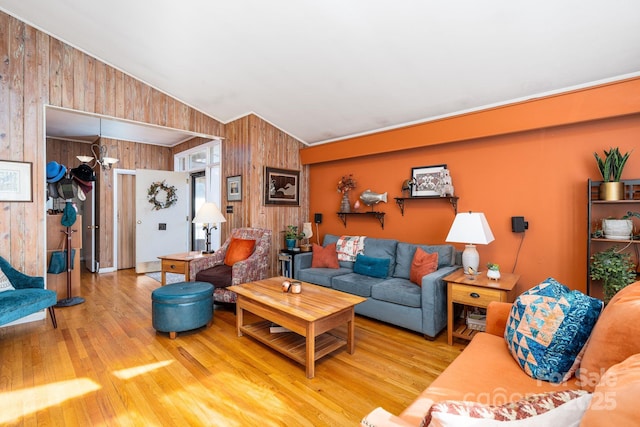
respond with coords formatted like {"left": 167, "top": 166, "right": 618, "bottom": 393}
{"left": 227, "top": 175, "right": 242, "bottom": 201}
{"left": 0, "top": 160, "right": 33, "bottom": 202}
{"left": 264, "top": 167, "right": 300, "bottom": 206}
{"left": 411, "top": 164, "right": 447, "bottom": 197}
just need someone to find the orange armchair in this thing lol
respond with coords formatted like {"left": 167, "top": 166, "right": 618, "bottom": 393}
{"left": 188, "top": 227, "right": 272, "bottom": 303}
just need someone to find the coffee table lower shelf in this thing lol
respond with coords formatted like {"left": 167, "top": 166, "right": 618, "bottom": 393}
{"left": 240, "top": 320, "right": 347, "bottom": 366}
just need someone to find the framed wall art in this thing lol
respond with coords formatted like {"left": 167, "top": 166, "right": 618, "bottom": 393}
{"left": 227, "top": 175, "right": 242, "bottom": 201}
{"left": 264, "top": 167, "right": 300, "bottom": 206}
{"left": 411, "top": 164, "right": 447, "bottom": 197}
{"left": 0, "top": 160, "right": 33, "bottom": 202}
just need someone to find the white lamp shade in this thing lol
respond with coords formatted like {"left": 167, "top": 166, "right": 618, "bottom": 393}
{"left": 302, "top": 222, "right": 313, "bottom": 239}
{"left": 445, "top": 212, "right": 495, "bottom": 245}
{"left": 192, "top": 202, "right": 227, "bottom": 225}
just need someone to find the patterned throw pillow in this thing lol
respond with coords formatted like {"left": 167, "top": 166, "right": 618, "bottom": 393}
{"left": 424, "top": 390, "right": 592, "bottom": 427}
{"left": 504, "top": 278, "right": 603, "bottom": 383}
{"left": 0, "top": 268, "right": 15, "bottom": 292}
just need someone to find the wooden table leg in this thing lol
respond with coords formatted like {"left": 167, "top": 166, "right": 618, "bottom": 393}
{"left": 306, "top": 322, "right": 315, "bottom": 378}
{"left": 447, "top": 282, "right": 453, "bottom": 345}
{"left": 347, "top": 309, "right": 356, "bottom": 354}
{"left": 236, "top": 301, "right": 244, "bottom": 337}
{"left": 161, "top": 269, "right": 166, "bottom": 286}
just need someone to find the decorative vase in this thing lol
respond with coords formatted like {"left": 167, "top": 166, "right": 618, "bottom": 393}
{"left": 340, "top": 192, "right": 351, "bottom": 213}
{"left": 487, "top": 269, "right": 501, "bottom": 281}
{"left": 599, "top": 182, "right": 624, "bottom": 201}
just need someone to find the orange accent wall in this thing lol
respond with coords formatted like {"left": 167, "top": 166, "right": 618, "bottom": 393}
{"left": 302, "top": 78, "right": 640, "bottom": 295}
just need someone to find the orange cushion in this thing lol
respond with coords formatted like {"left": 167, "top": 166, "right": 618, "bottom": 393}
{"left": 223, "top": 238, "right": 256, "bottom": 266}
{"left": 311, "top": 242, "right": 339, "bottom": 268}
{"left": 409, "top": 248, "right": 438, "bottom": 286}
{"left": 580, "top": 353, "right": 640, "bottom": 426}
{"left": 577, "top": 280, "right": 640, "bottom": 392}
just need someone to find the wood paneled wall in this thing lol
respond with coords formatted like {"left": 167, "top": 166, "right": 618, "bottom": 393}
{"left": 0, "top": 11, "right": 223, "bottom": 275}
{"left": 185, "top": 114, "right": 308, "bottom": 275}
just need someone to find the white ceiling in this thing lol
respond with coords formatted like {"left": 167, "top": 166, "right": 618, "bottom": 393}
{"left": 2, "top": 1, "right": 640, "bottom": 146}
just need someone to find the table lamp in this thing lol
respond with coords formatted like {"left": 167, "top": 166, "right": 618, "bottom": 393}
{"left": 301, "top": 222, "right": 313, "bottom": 251}
{"left": 445, "top": 211, "right": 495, "bottom": 274}
{"left": 192, "top": 202, "right": 227, "bottom": 253}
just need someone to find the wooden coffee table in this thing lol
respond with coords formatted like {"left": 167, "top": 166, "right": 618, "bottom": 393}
{"left": 228, "top": 277, "right": 366, "bottom": 378}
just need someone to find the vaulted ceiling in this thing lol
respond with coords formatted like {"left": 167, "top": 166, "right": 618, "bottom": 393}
{"left": 2, "top": 1, "right": 639, "bottom": 146}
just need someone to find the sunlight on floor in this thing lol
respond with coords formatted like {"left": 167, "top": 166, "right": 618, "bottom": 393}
{"left": 0, "top": 378, "right": 100, "bottom": 424}
{"left": 112, "top": 360, "right": 173, "bottom": 379}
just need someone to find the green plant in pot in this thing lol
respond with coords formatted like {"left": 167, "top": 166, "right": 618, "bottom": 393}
{"left": 594, "top": 147, "right": 633, "bottom": 200}
{"left": 600, "top": 211, "right": 640, "bottom": 240}
{"left": 590, "top": 246, "right": 637, "bottom": 303}
{"left": 284, "top": 225, "right": 304, "bottom": 250}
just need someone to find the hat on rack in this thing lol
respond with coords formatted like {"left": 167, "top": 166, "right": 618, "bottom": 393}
{"left": 61, "top": 201, "right": 77, "bottom": 227}
{"left": 73, "top": 181, "right": 86, "bottom": 201}
{"left": 72, "top": 175, "right": 93, "bottom": 194}
{"left": 56, "top": 177, "right": 75, "bottom": 200}
{"left": 46, "top": 161, "right": 66, "bottom": 183}
{"left": 70, "top": 164, "right": 96, "bottom": 182}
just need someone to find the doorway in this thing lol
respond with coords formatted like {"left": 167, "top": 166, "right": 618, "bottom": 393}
{"left": 191, "top": 171, "right": 206, "bottom": 251}
{"left": 117, "top": 172, "right": 136, "bottom": 269}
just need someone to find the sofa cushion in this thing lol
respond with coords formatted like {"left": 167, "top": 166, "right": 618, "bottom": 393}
{"left": 332, "top": 273, "right": 385, "bottom": 297}
{"left": 311, "top": 242, "right": 339, "bottom": 268}
{"left": 0, "top": 268, "right": 15, "bottom": 292}
{"left": 195, "top": 264, "right": 233, "bottom": 288}
{"left": 296, "top": 267, "right": 351, "bottom": 288}
{"left": 577, "top": 280, "right": 640, "bottom": 392}
{"left": 223, "top": 238, "right": 255, "bottom": 266}
{"left": 370, "top": 278, "right": 422, "bottom": 308}
{"left": 393, "top": 243, "right": 454, "bottom": 279}
{"left": 580, "top": 353, "right": 640, "bottom": 427}
{"left": 504, "top": 278, "right": 603, "bottom": 383}
{"left": 363, "top": 237, "right": 398, "bottom": 277}
{"left": 409, "top": 248, "right": 438, "bottom": 286}
{"left": 424, "top": 390, "right": 591, "bottom": 427}
{"left": 354, "top": 254, "right": 389, "bottom": 278}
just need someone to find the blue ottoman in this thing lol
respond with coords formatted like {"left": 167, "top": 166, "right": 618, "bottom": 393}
{"left": 152, "top": 281, "right": 214, "bottom": 339}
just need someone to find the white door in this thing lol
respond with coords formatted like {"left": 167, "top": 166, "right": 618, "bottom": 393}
{"left": 135, "top": 169, "right": 189, "bottom": 273}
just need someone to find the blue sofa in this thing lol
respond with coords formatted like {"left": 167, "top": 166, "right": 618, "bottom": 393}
{"left": 0, "top": 257, "right": 57, "bottom": 328}
{"left": 294, "top": 234, "right": 459, "bottom": 338}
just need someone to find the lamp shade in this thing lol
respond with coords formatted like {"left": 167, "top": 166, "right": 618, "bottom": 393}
{"left": 192, "top": 202, "right": 227, "bottom": 225}
{"left": 302, "top": 222, "right": 313, "bottom": 239}
{"left": 445, "top": 212, "right": 494, "bottom": 245}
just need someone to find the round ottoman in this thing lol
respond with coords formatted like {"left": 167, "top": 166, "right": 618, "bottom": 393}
{"left": 152, "top": 281, "right": 214, "bottom": 339}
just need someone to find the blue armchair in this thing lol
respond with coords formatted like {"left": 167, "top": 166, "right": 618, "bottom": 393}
{"left": 0, "top": 257, "right": 57, "bottom": 328}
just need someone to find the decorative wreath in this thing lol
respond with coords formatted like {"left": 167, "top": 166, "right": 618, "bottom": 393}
{"left": 147, "top": 180, "right": 178, "bottom": 210}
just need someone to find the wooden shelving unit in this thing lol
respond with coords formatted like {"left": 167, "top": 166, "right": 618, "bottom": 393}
{"left": 337, "top": 211, "right": 385, "bottom": 229}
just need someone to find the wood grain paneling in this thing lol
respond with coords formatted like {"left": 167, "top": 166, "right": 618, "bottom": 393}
{"left": 0, "top": 10, "right": 224, "bottom": 275}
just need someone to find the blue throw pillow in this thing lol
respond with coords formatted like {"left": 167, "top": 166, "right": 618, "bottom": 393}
{"left": 353, "top": 254, "right": 389, "bottom": 279}
{"left": 504, "top": 278, "right": 603, "bottom": 383}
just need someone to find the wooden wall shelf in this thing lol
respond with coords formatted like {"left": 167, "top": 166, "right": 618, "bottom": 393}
{"left": 337, "top": 212, "right": 385, "bottom": 229}
{"left": 394, "top": 196, "right": 459, "bottom": 215}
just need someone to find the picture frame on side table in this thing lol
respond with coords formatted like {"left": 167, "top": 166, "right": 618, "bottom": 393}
{"left": 264, "top": 167, "right": 300, "bottom": 206}
{"left": 411, "top": 164, "right": 447, "bottom": 197}
{"left": 0, "top": 160, "right": 32, "bottom": 202}
{"left": 227, "top": 175, "right": 242, "bottom": 201}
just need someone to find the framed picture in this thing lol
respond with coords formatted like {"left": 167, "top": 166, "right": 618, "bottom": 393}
{"left": 411, "top": 164, "right": 447, "bottom": 197}
{"left": 264, "top": 167, "right": 300, "bottom": 206}
{"left": 0, "top": 160, "right": 32, "bottom": 202}
{"left": 227, "top": 175, "right": 242, "bottom": 201}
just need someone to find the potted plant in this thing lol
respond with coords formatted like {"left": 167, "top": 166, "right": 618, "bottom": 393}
{"left": 594, "top": 147, "right": 633, "bottom": 200}
{"left": 590, "top": 246, "right": 637, "bottom": 303}
{"left": 486, "top": 263, "right": 501, "bottom": 280}
{"left": 284, "top": 225, "right": 304, "bottom": 250}
{"left": 601, "top": 211, "right": 640, "bottom": 240}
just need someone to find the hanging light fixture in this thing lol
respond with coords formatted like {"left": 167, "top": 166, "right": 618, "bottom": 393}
{"left": 76, "top": 118, "right": 119, "bottom": 170}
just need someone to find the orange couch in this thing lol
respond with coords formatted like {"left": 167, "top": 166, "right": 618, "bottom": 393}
{"left": 361, "top": 281, "right": 640, "bottom": 427}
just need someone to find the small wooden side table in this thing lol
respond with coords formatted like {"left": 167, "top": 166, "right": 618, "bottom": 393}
{"left": 157, "top": 252, "right": 212, "bottom": 285}
{"left": 444, "top": 269, "right": 519, "bottom": 345}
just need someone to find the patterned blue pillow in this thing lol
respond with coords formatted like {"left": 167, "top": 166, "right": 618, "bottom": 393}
{"left": 353, "top": 254, "right": 390, "bottom": 278}
{"left": 504, "top": 278, "right": 603, "bottom": 383}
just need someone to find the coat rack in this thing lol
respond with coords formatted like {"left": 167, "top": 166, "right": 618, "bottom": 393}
{"left": 54, "top": 227, "right": 85, "bottom": 307}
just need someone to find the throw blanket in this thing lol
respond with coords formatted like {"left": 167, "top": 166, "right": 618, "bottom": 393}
{"left": 336, "top": 235, "right": 366, "bottom": 262}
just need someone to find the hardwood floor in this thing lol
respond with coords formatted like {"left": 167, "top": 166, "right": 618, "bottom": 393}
{"left": 0, "top": 269, "right": 465, "bottom": 426}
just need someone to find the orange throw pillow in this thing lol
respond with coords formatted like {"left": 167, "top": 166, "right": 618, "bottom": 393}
{"left": 410, "top": 247, "right": 438, "bottom": 286}
{"left": 311, "top": 242, "right": 339, "bottom": 268}
{"left": 224, "top": 238, "right": 256, "bottom": 266}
